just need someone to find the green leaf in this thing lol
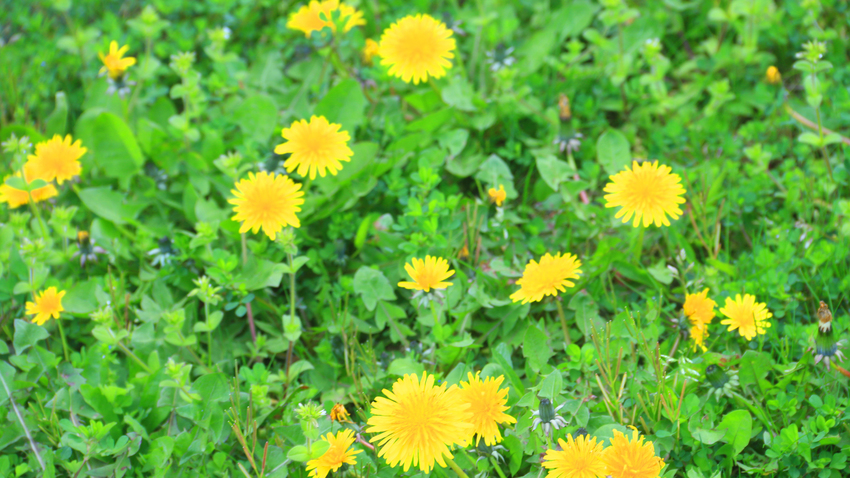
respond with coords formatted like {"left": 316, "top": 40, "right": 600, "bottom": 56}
{"left": 717, "top": 409, "right": 752, "bottom": 457}
{"left": 537, "top": 370, "right": 563, "bottom": 400}
{"left": 535, "top": 153, "right": 575, "bottom": 191}
{"left": 45, "top": 91, "right": 69, "bottom": 136}
{"left": 234, "top": 95, "right": 279, "bottom": 143}
{"left": 522, "top": 324, "right": 552, "bottom": 373}
{"left": 438, "top": 129, "right": 469, "bottom": 157}
{"left": 13, "top": 319, "right": 49, "bottom": 356}
{"left": 285, "top": 360, "right": 315, "bottom": 383}
{"left": 3, "top": 176, "right": 28, "bottom": 191}
{"left": 797, "top": 132, "right": 823, "bottom": 147}
{"left": 441, "top": 76, "right": 476, "bottom": 112}
{"left": 287, "top": 445, "right": 311, "bottom": 462}
{"left": 315, "top": 79, "right": 367, "bottom": 133}
{"left": 241, "top": 259, "right": 289, "bottom": 291}
{"left": 75, "top": 112, "right": 144, "bottom": 184}
{"left": 353, "top": 266, "right": 396, "bottom": 311}
{"left": 0, "top": 362, "right": 18, "bottom": 407}
{"left": 596, "top": 129, "right": 632, "bottom": 175}
{"left": 192, "top": 373, "right": 230, "bottom": 402}
{"left": 77, "top": 187, "right": 137, "bottom": 225}
{"left": 387, "top": 357, "right": 425, "bottom": 377}
{"left": 493, "top": 343, "right": 525, "bottom": 394}
{"left": 646, "top": 261, "right": 674, "bottom": 285}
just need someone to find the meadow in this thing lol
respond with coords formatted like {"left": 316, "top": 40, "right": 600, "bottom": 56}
{"left": 1, "top": 0, "right": 849, "bottom": 477}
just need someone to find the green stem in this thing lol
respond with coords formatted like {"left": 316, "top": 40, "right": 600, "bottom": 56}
{"left": 56, "top": 318, "right": 70, "bottom": 362}
{"left": 555, "top": 299, "right": 571, "bottom": 348}
{"left": 814, "top": 107, "right": 834, "bottom": 183}
{"left": 24, "top": 186, "right": 49, "bottom": 240}
{"left": 489, "top": 457, "right": 507, "bottom": 478}
{"left": 430, "top": 300, "right": 441, "bottom": 371}
{"left": 445, "top": 456, "right": 470, "bottom": 478}
{"left": 634, "top": 226, "right": 646, "bottom": 263}
{"left": 115, "top": 340, "right": 153, "bottom": 374}
{"left": 205, "top": 302, "right": 212, "bottom": 367}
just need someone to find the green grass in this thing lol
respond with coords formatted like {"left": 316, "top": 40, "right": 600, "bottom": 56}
{"left": 1, "top": 0, "right": 850, "bottom": 477}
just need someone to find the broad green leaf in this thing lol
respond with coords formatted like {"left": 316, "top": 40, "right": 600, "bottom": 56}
{"left": 45, "top": 91, "right": 68, "bottom": 136}
{"left": 387, "top": 357, "right": 425, "bottom": 377}
{"left": 13, "top": 319, "right": 49, "bottom": 356}
{"left": 234, "top": 95, "right": 279, "bottom": 143}
{"left": 76, "top": 112, "right": 144, "bottom": 185}
{"left": 717, "top": 409, "right": 752, "bottom": 457}
{"left": 537, "top": 370, "right": 563, "bottom": 400}
{"left": 315, "top": 79, "right": 367, "bottom": 133}
{"left": 523, "top": 324, "right": 552, "bottom": 373}
{"left": 441, "top": 76, "right": 476, "bottom": 112}
{"left": 596, "top": 129, "right": 632, "bottom": 175}
{"left": 535, "top": 153, "right": 574, "bottom": 191}
{"left": 77, "top": 187, "right": 137, "bottom": 225}
{"left": 192, "top": 373, "right": 230, "bottom": 402}
{"left": 353, "top": 266, "right": 396, "bottom": 311}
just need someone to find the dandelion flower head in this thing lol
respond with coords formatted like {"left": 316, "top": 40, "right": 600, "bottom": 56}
{"left": 378, "top": 14, "right": 456, "bottom": 84}
{"left": 683, "top": 288, "right": 716, "bottom": 327}
{"left": 719, "top": 293, "right": 772, "bottom": 341}
{"left": 0, "top": 168, "right": 58, "bottom": 209}
{"left": 601, "top": 428, "right": 665, "bottom": 478}
{"left": 690, "top": 323, "right": 709, "bottom": 353}
{"left": 26, "top": 134, "right": 86, "bottom": 184}
{"left": 287, "top": 0, "right": 365, "bottom": 37}
{"left": 366, "top": 372, "right": 473, "bottom": 473}
{"left": 305, "top": 429, "right": 362, "bottom": 478}
{"left": 510, "top": 252, "right": 582, "bottom": 304}
{"left": 488, "top": 184, "right": 507, "bottom": 207}
{"left": 766, "top": 66, "right": 781, "bottom": 84}
{"left": 603, "top": 160, "right": 686, "bottom": 228}
{"left": 457, "top": 372, "right": 516, "bottom": 446}
{"left": 274, "top": 116, "right": 353, "bottom": 180}
{"left": 542, "top": 434, "right": 607, "bottom": 478}
{"left": 363, "top": 38, "right": 380, "bottom": 64}
{"left": 26, "top": 287, "right": 66, "bottom": 326}
{"left": 98, "top": 41, "right": 136, "bottom": 79}
{"left": 398, "top": 255, "right": 454, "bottom": 292}
{"left": 228, "top": 171, "right": 304, "bottom": 240}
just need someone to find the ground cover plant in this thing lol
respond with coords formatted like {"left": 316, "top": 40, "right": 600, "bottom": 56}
{"left": 1, "top": 0, "right": 850, "bottom": 477}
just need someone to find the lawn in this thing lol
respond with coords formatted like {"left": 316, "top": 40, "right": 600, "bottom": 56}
{"left": 1, "top": 0, "right": 849, "bottom": 477}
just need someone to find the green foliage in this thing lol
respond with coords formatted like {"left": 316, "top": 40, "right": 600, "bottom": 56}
{"left": 1, "top": 0, "right": 850, "bottom": 477}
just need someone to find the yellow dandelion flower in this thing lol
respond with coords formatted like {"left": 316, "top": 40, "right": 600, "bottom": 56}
{"left": 330, "top": 403, "right": 351, "bottom": 423}
{"left": 683, "top": 288, "right": 716, "bottom": 327}
{"left": 274, "top": 116, "right": 353, "bottom": 180}
{"left": 690, "top": 323, "right": 709, "bottom": 353}
{"left": 542, "top": 434, "right": 607, "bottom": 478}
{"left": 510, "top": 252, "right": 582, "bottom": 304}
{"left": 603, "top": 160, "right": 686, "bottom": 228}
{"left": 305, "top": 429, "right": 362, "bottom": 478}
{"left": 287, "top": 0, "right": 364, "bottom": 37}
{"left": 0, "top": 168, "right": 58, "bottom": 209}
{"left": 363, "top": 38, "right": 380, "bottom": 64}
{"left": 26, "top": 134, "right": 86, "bottom": 184}
{"left": 601, "top": 429, "right": 665, "bottom": 478}
{"left": 766, "top": 66, "right": 781, "bottom": 85}
{"left": 398, "top": 255, "right": 454, "bottom": 292}
{"left": 98, "top": 41, "right": 136, "bottom": 79}
{"left": 228, "top": 171, "right": 304, "bottom": 240}
{"left": 378, "top": 14, "right": 456, "bottom": 84}
{"left": 488, "top": 184, "right": 507, "bottom": 207}
{"left": 26, "top": 287, "right": 66, "bottom": 326}
{"left": 719, "top": 293, "right": 772, "bottom": 341}
{"left": 366, "top": 372, "right": 473, "bottom": 473}
{"left": 457, "top": 372, "right": 516, "bottom": 446}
